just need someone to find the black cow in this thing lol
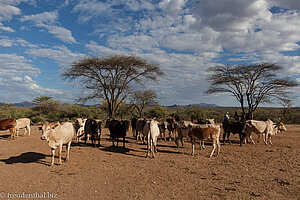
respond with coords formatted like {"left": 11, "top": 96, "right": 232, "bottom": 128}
{"left": 222, "top": 120, "right": 245, "bottom": 146}
{"left": 107, "top": 119, "right": 129, "bottom": 148}
{"left": 84, "top": 119, "right": 101, "bottom": 147}
{"left": 131, "top": 118, "right": 137, "bottom": 137}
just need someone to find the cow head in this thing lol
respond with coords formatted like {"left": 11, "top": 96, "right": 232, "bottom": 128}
{"left": 40, "top": 122, "right": 60, "bottom": 140}
{"left": 276, "top": 122, "right": 287, "bottom": 132}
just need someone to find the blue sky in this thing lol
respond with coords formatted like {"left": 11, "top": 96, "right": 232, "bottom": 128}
{"left": 0, "top": 0, "right": 300, "bottom": 107}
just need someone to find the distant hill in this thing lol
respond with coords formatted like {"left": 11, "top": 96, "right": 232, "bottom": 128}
{"left": 166, "top": 103, "right": 220, "bottom": 108}
{"left": 13, "top": 101, "right": 36, "bottom": 107}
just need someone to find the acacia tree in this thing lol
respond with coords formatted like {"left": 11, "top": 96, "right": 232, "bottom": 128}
{"left": 62, "top": 55, "right": 164, "bottom": 118}
{"left": 205, "top": 63, "right": 298, "bottom": 119}
{"left": 130, "top": 89, "right": 158, "bottom": 118}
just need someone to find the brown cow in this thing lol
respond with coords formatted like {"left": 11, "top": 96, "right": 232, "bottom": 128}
{"left": 0, "top": 119, "right": 17, "bottom": 140}
{"left": 179, "top": 124, "right": 221, "bottom": 157}
{"left": 166, "top": 116, "right": 177, "bottom": 140}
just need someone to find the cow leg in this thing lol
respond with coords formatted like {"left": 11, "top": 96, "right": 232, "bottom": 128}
{"left": 58, "top": 145, "right": 63, "bottom": 164}
{"left": 9, "top": 128, "right": 15, "bottom": 140}
{"left": 192, "top": 143, "right": 195, "bottom": 156}
{"left": 51, "top": 148, "right": 55, "bottom": 166}
{"left": 263, "top": 133, "right": 267, "bottom": 145}
{"left": 27, "top": 125, "right": 31, "bottom": 136}
{"left": 199, "top": 141, "right": 205, "bottom": 150}
{"left": 269, "top": 135, "right": 273, "bottom": 145}
{"left": 16, "top": 129, "right": 19, "bottom": 137}
{"left": 227, "top": 132, "right": 232, "bottom": 145}
{"left": 98, "top": 134, "right": 101, "bottom": 147}
{"left": 123, "top": 136, "right": 125, "bottom": 148}
{"left": 66, "top": 141, "right": 71, "bottom": 161}
{"left": 210, "top": 143, "right": 216, "bottom": 157}
{"left": 146, "top": 134, "right": 151, "bottom": 158}
{"left": 222, "top": 133, "right": 226, "bottom": 144}
{"left": 150, "top": 137, "right": 154, "bottom": 158}
{"left": 112, "top": 138, "right": 115, "bottom": 147}
{"left": 154, "top": 137, "right": 158, "bottom": 153}
{"left": 238, "top": 134, "right": 243, "bottom": 146}
{"left": 249, "top": 135, "right": 255, "bottom": 144}
{"left": 216, "top": 139, "right": 221, "bottom": 156}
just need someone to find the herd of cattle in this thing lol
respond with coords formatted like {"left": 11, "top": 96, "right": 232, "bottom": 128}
{"left": 0, "top": 116, "right": 287, "bottom": 165}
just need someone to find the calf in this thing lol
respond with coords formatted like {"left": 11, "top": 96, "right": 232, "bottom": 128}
{"left": 180, "top": 124, "right": 221, "bottom": 157}
{"left": 15, "top": 118, "right": 31, "bottom": 137}
{"left": 0, "top": 119, "right": 16, "bottom": 140}
{"left": 143, "top": 120, "right": 160, "bottom": 158}
{"left": 40, "top": 122, "right": 74, "bottom": 165}
{"left": 136, "top": 118, "right": 147, "bottom": 142}
{"left": 84, "top": 119, "right": 101, "bottom": 147}
{"left": 158, "top": 122, "right": 168, "bottom": 141}
{"left": 107, "top": 120, "right": 129, "bottom": 148}
{"left": 74, "top": 118, "right": 87, "bottom": 142}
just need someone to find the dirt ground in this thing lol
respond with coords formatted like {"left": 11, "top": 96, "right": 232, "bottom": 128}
{"left": 0, "top": 124, "right": 299, "bottom": 200}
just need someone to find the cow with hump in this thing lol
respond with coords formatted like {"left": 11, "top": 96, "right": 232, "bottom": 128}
{"left": 243, "top": 119, "right": 286, "bottom": 145}
{"left": 0, "top": 118, "right": 16, "bottom": 140}
{"left": 40, "top": 122, "right": 74, "bottom": 165}
{"left": 143, "top": 119, "right": 160, "bottom": 158}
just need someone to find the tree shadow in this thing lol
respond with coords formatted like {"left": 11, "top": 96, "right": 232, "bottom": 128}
{"left": 0, "top": 152, "right": 47, "bottom": 165}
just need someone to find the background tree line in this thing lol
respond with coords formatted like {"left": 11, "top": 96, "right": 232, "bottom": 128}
{"left": 0, "top": 100, "right": 299, "bottom": 124}
{"left": 1, "top": 55, "right": 298, "bottom": 124}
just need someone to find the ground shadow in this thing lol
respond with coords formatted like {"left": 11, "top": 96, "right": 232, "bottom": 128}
{"left": 0, "top": 152, "right": 47, "bottom": 165}
{"left": 0, "top": 134, "right": 12, "bottom": 140}
{"left": 139, "top": 147, "right": 181, "bottom": 155}
{"left": 101, "top": 146, "right": 145, "bottom": 158}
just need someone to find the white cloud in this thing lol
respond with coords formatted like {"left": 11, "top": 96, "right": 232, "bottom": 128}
{"left": 44, "top": 25, "right": 77, "bottom": 44}
{"left": 0, "top": 21, "right": 15, "bottom": 32}
{"left": 25, "top": 45, "right": 86, "bottom": 67}
{"left": 20, "top": 10, "right": 58, "bottom": 25}
{"left": 0, "top": 3, "right": 20, "bottom": 20}
{"left": 159, "top": 0, "right": 186, "bottom": 17}
{"left": 20, "top": 11, "right": 77, "bottom": 43}
{"left": 0, "top": 53, "right": 40, "bottom": 77}
{"left": 192, "top": 0, "right": 271, "bottom": 32}
{"left": 0, "top": 75, "right": 70, "bottom": 103}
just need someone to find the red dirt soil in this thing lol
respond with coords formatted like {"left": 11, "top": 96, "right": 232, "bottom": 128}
{"left": 0, "top": 124, "right": 299, "bottom": 200}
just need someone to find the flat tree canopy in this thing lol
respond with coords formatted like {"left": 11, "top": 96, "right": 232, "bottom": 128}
{"left": 130, "top": 89, "right": 158, "bottom": 118}
{"left": 62, "top": 55, "right": 164, "bottom": 118}
{"left": 205, "top": 63, "right": 298, "bottom": 119}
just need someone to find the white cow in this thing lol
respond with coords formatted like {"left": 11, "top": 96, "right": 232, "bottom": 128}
{"left": 143, "top": 120, "right": 160, "bottom": 158}
{"left": 74, "top": 118, "right": 87, "bottom": 142}
{"left": 15, "top": 118, "right": 31, "bottom": 137}
{"left": 243, "top": 119, "right": 286, "bottom": 145}
{"left": 40, "top": 122, "right": 74, "bottom": 165}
